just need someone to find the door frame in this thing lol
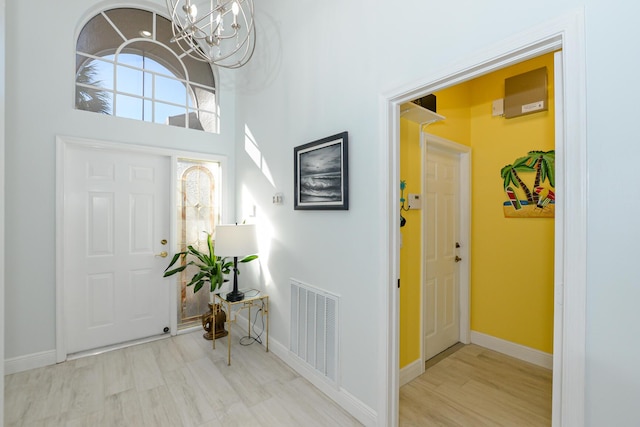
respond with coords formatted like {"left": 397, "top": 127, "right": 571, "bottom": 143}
{"left": 380, "top": 10, "right": 586, "bottom": 427}
{"left": 55, "top": 135, "right": 229, "bottom": 362}
{"left": 420, "top": 133, "right": 471, "bottom": 367}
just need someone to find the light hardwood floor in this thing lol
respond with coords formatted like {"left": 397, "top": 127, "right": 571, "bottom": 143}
{"left": 5, "top": 329, "right": 362, "bottom": 427}
{"left": 400, "top": 344, "right": 552, "bottom": 426}
{"left": 5, "top": 335, "right": 552, "bottom": 427}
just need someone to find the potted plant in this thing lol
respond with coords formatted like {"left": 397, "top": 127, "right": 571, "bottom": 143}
{"left": 163, "top": 231, "right": 258, "bottom": 338}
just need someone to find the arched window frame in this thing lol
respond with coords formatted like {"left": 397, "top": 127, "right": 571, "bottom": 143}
{"left": 75, "top": 6, "right": 220, "bottom": 133}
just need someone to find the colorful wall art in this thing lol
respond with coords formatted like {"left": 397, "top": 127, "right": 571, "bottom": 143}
{"left": 501, "top": 150, "right": 555, "bottom": 218}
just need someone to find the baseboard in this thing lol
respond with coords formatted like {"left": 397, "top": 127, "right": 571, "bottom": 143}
{"left": 232, "top": 310, "right": 376, "bottom": 425}
{"left": 5, "top": 350, "right": 57, "bottom": 375}
{"left": 399, "top": 358, "right": 424, "bottom": 386}
{"left": 268, "top": 338, "right": 377, "bottom": 427}
{"left": 470, "top": 331, "right": 553, "bottom": 370}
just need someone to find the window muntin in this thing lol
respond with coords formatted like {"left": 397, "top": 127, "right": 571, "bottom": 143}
{"left": 75, "top": 8, "right": 218, "bottom": 133}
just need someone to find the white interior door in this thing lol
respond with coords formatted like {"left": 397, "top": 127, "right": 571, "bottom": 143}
{"left": 424, "top": 145, "right": 461, "bottom": 360}
{"left": 63, "top": 144, "right": 171, "bottom": 355}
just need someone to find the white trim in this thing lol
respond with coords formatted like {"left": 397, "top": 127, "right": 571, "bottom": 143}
{"left": 55, "top": 135, "right": 229, "bottom": 362}
{"left": 470, "top": 331, "right": 553, "bottom": 370}
{"left": 399, "top": 359, "right": 424, "bottom": 387}
{"left": 552, "top": 49, "right": 565, "bottom": 426}
{"left": 268, "top": 337, "right": 377, "bottom": 427}
{"left": 381, "top": 10, "right": 587, "bottom": 427}
{"left": 378, "top": 88, "right": 400, "bottom": 427}
{"left": 0, "top": 0, "right": 6, "bottom": 421}
{"left": 5, "top": 350, "right": 57, "bottom": 375}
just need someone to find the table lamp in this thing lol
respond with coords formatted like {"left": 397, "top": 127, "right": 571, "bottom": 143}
{"left": 215, "top": 224, "right": 258, "bottom": 302}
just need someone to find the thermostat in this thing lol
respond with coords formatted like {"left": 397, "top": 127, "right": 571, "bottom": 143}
{"left": 408, "top": 193, "right": 422, "bottom": 210}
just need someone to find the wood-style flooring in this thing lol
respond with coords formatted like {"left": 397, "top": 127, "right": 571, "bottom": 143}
{"left": 400, "top": 344, "right": 552, "bottom": 426}
{"left": 5, "top": 332, "right": 552, "bottom": 427}
{"left": 4, "top": 329, "right": 361, "bottom": 427}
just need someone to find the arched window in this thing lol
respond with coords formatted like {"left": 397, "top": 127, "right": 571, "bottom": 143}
{"left": 75, "top": 8, "right": 218, "bottom": 133}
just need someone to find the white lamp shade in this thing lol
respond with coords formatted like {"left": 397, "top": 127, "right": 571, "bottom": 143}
{"left": 214, "top": 224, "right": 258, "bottom": 257}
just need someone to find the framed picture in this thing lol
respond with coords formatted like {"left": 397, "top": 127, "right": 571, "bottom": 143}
{"left": 294, "top": 131, "right": 349, "bottom": 210}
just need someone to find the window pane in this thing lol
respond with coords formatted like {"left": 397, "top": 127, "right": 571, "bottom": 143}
{"left": 115, "top": 94, "right": 143, "bottom": 120}
{"left": 181, "top": 55, "right": 215, "bottom": 88}
{"left": 76, "top": 57, "right": 114, "bottom": 91}
{"left": 144, "top": 72, "right": 153, "bottom": 99}
{"left": 76, "top": 85, "right": 113, "bottom": 114}
{"left": 75, "top": 7, "right": 218, "bottom": 133}
{"left": 156, "top": 102, "right": 187, "bottom": 126}
{"left": 127, "top": 42, "right": 183, "bottom": 80}
{"left": 116, "top": 65, "right": 144, "bottom": 96}
{"left": 117, "top": 53, "right": 144, "bottom": 68}
{"left": 191, "top": 85, "right": 215, "bottom": 111}
{"left": 194, "top": 110, "right": 217, "bottom": 133}
{"left": 104, "top": 8, "right": 153, "bottom": 41}
{"left": 144, "top": 100, "right": 153, "bottom": 122}
{"left": 76, "top": 14, "right": 121, "bottom": 69}
{"left": 180, "top": 111, "right": 203, "bottom": 131}
{"left": 156, "top": 75, "right": 186, "bottom": 104}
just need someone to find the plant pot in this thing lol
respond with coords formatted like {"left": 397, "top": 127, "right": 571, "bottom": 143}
{"left": 202, "top": 303, "right": 228, "bottom": 340}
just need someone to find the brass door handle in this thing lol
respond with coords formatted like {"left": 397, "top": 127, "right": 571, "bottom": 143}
{"left": 155, "top": 251, "right": 168, "bottom": 258}
{"left": 454, "top": 256, "right": 462, "bottom": 263}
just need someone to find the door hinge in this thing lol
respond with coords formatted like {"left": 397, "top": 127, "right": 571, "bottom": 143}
{"left": 397, "top": 279, "right": 400, "bottom": 289}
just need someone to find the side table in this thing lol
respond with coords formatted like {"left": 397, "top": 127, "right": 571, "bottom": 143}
{"left": 213, "top": 291, "right": 269, "bottom": 365}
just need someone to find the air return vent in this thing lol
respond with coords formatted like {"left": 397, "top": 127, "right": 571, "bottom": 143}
{"left": 290, "top": 279, "right": 339, "bottom": 385}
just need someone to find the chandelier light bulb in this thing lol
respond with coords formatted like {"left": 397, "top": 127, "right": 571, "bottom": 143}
{"left": 183, "top": 3, "right": 197, "bottom": 22}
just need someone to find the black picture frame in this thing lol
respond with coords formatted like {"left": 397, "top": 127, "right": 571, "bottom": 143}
{"left": 294, "top": 132, "right": 349, "bottom": 210}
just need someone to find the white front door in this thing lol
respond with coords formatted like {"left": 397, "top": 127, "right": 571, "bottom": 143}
{"left": 63, "top": 144, "right": 171, "bottom": 355}
{"left": 424, "top": 145, "right": 461, "bottom": 360}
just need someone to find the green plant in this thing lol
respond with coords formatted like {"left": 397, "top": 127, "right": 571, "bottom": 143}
{"left": 163, "top": 232, "right": 258, "bottom": 293}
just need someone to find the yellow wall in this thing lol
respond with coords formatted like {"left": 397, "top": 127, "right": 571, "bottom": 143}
{"left": 399, "top": 118, "right": 422, "bottom": 367}
{"left": 399, "top": 53, "right": 555, "bottom": 368}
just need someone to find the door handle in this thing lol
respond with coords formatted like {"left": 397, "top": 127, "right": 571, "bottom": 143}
{"left": 454, "top": 256, "right": 462, "bottom": 263}
{"left": 155, "top": 251, "right": 168, "bottom": 258}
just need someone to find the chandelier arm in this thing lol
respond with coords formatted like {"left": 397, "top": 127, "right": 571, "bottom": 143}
{"left": 216, "top": 24, "right": 255, "bottom": 68}
{"left": 166, "top": 0, "right": 255, "bottom": 67}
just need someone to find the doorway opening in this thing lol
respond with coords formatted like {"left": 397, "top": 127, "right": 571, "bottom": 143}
{"left": 399, "top": 52, "right": 556, "bottom": 424}
{"left": 382, "top": 13, "right": 587, "bottom": 427}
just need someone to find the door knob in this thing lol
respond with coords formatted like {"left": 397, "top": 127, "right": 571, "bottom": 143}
{"left": 454, "top": 256, "right": 462, "bottom": 263}
{"left": 155, "top": 251, "right": 168, "bottom": 258}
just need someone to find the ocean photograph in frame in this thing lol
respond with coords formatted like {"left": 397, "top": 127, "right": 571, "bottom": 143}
{"left": 294, "top": 132, "right": 349, "bottom": 210}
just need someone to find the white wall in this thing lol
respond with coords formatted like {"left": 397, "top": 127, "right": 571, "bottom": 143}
{"left": 7, "top": 0, "right": 640, "bottom": 425}
{"left": 235, "top": 1, "right": 381, "bottom": 409}
{"left": 4, "top": 0, "right": 238, "bottom": 360}
{"left": 235, "top": 0, "right": 640, "bottom": 425}
{"left": 581, "top": 2, "right": 640, "bottom": 426}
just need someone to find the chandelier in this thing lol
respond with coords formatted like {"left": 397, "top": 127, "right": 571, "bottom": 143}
{"left": 166, "top": 0, "right": 255, "bottom": 69}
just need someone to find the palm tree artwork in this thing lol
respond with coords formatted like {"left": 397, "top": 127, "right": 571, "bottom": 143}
{"left": 501, "top": 150, "right": 555, "bottom": 218}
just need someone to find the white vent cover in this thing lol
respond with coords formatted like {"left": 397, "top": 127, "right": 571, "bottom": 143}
{"left": 290, "top": 279, "right": 339, "bottom": 385}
